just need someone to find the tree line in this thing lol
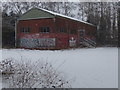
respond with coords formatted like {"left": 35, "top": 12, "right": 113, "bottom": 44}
{"left": 2, "top": 1, "right": 119, "bottom": 47}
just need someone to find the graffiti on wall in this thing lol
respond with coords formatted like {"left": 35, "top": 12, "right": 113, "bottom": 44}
{"left": 20, "top": 38, "right": 56, "bottom": 48}
{"left": 69, "top": 37, "right": 76, "bottom": 47}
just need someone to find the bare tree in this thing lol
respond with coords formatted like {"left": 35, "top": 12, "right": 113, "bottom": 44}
{"left": 118, "top": 1, "right": 120, "bottom": 47}
{"left": 78, "top": 2, "right": 118, "bottom": 46}
{"left": 0, "top": 58, "right": 14, "bottom": 74}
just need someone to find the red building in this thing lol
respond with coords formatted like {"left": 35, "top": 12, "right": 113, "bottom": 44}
{"left": 16, "top": 8, "right": 96, "bottom": 49}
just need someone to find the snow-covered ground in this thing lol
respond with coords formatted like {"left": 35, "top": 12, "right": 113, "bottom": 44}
{"left": 1, "top": 47, "right": 118, "bottom": 88}
{"left": 0, "top": 49, "right": 2, "bottom": 90}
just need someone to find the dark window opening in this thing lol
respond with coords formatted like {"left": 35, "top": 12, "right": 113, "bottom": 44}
{"left": 80, "top": 30, "right": 85, "bottom": 36}
{"left": 87, "top": 31, "right": 96, "bottom": 36}
{"left": 39, "top": 27, "right": 50, "bottom": 33}
{"left": 80, "top": 30, "right": 85, "bottom": 42}
{"left": 60, "top": 27, "right": 67, "bottom": 33}
{"left": 70, "top": 29, "right": 77, "bottom": 34}
{"left": 21, "top": 27, "right": 30, "bottom": 33}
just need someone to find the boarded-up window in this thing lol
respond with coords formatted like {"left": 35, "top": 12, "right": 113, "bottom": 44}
{"left": 21, "top": 27, "right": 30, "bottom": 33}
{"left": 39, "top": 27, "right": 50, "bottom": 33}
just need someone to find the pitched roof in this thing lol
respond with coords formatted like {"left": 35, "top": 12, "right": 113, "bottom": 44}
{"left": 19, "top": 8, "right": 94, "bottom": 26}
{"left": 19, "top": 8, "right": 55, "bottom": 20}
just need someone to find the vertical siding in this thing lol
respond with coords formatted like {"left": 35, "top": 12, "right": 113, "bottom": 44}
{"left": 17, "top": 18, "right": 57, "bottom": 49}
{"left": 16, "top": 17, "right": 96, "bottom": 49}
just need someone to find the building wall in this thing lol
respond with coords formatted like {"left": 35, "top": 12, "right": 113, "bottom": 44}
{"left": 16, "top": 17, "right": 96, "bottom": 49}
{"left": 55, "top": 16, "right": 96, "bottom": 48}
{"left": 17, "top": 18, "right": 57, "bottom": 48}
{"left": 55, "top": 16, "right": 78, "bottom": 48}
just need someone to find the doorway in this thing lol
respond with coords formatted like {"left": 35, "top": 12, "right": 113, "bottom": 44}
{"left": 79, "top": 30, "right": 85, "bottom": 43}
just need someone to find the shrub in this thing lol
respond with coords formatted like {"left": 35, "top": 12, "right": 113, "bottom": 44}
{"left": 1, "top": 58, "right": 71, "bottom": 88}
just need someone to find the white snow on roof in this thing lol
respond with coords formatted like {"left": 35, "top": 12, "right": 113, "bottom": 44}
{"left": 38, "top": 8, "right": 95, "bottom": 26}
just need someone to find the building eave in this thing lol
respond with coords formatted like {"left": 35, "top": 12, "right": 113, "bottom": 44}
{"left": 18, "top": 17, "right": 54, "bottom": 21}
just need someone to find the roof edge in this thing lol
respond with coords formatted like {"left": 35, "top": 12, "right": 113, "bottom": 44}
{"left": 37, "top": 8, "right": 95, "bottom": 26}
{"left": 18, "top": 17, "right": 54, "bottom": 21}
{"left": 19, "top": 7, "right": 95, "bottom": 27}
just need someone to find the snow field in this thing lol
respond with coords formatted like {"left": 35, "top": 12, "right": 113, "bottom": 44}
{"left": 1, "top": 48, "right": 118, "bottom": 88}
